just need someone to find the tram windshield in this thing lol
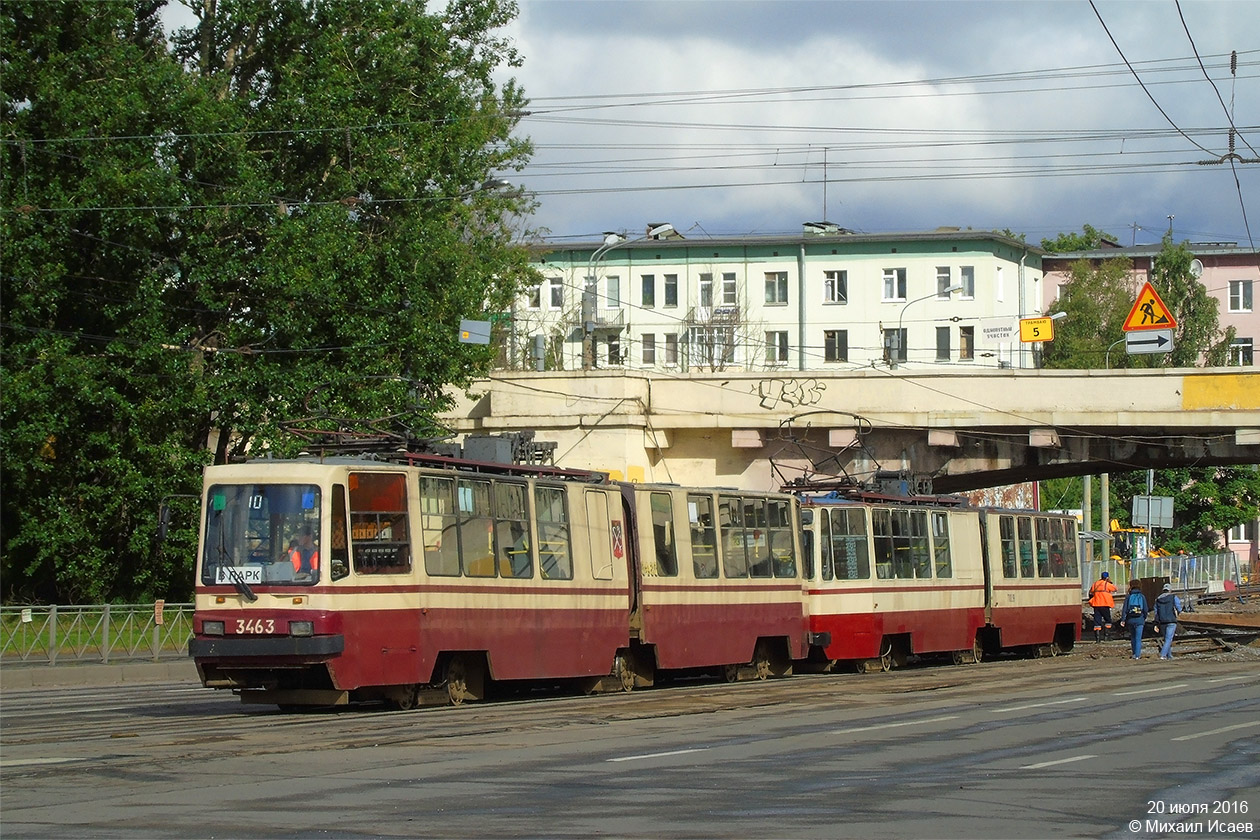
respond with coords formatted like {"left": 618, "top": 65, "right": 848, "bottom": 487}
{"left": 202, "top": 484, "right": 322, "bottom": 587}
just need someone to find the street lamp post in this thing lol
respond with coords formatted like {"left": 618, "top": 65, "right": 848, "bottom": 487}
{"left": 892, "top": 283, "right": 963, "bottom": 368}
{"left": 582, "top": 223, "right": 675, "bottom": 370}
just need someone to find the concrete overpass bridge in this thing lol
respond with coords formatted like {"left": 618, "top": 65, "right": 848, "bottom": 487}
{"left": 440, "top": 368, "right": 1260, "bottom": 493}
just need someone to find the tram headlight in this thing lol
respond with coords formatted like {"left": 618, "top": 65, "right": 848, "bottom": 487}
{"left": 202, "top": 620, "right": 225, "bottom": 636}
{"left": 289, "top": 620, "right": 314, "bottom": 637}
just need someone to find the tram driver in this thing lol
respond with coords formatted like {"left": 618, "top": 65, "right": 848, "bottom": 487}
{"left": 289, "top": 525, "right": 320, "bottom": 580}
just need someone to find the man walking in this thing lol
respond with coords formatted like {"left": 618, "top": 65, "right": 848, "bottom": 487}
{"left": 1087, "top": 571, "right": 1118, "bottom": 642}
{"left": 1154, "top": 583, "right": 1183, "bottom": 660}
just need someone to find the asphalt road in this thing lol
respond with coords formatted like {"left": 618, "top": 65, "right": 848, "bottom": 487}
{"left": 1, "top": 650, "right": 1257, "bottom": 839}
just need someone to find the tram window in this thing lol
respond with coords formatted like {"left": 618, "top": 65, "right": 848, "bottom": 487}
{"left": 872, "top": 508, "right": 894, "bottom": 579}
{"left": 932, "top": 512, "right": 952, "bottom": 578}
{"left": 909, "top": 510, "right": 932, "bottom": 579}
{"left": 1059, "top": 519, "right": 1080, "bottom": 577}
{"left": 720, "top": 496, "right": 749, "bottom": 578}
{"left": 819, "top": 507, "right": 835, "bottom": 581}
{"left": 647, "top": 492, "right": 678, "bottom": 577}
{"left": 1047, "top": 518, "right": 1071, "bottom": 578}
{"left": 688, "top": 494, "right": 718, "bottom": 579}
{"left": 349, "top": 473, "right": 411, "bottom": 575}
{"left": 746, "top": 499, "right": 773, "bottom": 578}
{"left": 768, "top": 499, "right": 796, "bottom": 578}
{"left": 201, "top": 483, "right": 320, "bottom": 586}
{"left": 1017, "top": 516, "right": 1034, "bottom": 578}
{"left": 330, "top": 484, "right": 350, "bottom": 581}
{"left": 1035, "top": 517, "right": 1053, "bottom": 578}
{"left": 891, "top": 509, "right": 914, "bottom": 579}
{"left": 831, "top": 507, "right": 870, "bottom": 580}
{"left": 458, "top": 479, "right": 496, "bottom": 577}
{"left": 801, "top": 527, "right": 816, "bottom": 580}
{"left": 420, "top": 476, "right": 460, "bottom": 576}
{"left": 495, "top": 482, "right": 532, "bottom": 579}
{"left": 535, "top": 485, "right": 572, "bottom": 580}
{"left": 999, "top": 515, "right": 1018, "bottom": 578}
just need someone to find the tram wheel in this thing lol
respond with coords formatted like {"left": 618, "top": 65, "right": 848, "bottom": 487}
{"left": 751, "top": 641, "right": 773, "bottom": 681}
{"left": 612, "top": 652, "right": 635, "bottom": 693}
{"left": 878, "top": 638, "right": 894, "bottom": 672}
{"left": 445, "top": 654, "right": 482, "bottom": 705}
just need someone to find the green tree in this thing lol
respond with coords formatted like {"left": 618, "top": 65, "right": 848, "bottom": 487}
{"left": 1040, "top": 224, "right": 1117, "bottom": 253}
{"left": 1144, "top": 234, "right": 1234, "bottom": 367}
{"left": 1109, "top": 468, "right": 1260, "bottom": 554}
{"left": 1040, "top": 255, "right": 1134, "bottom": 369}
{"left": 1, "top": 0, "right": 536, "bottom": 602}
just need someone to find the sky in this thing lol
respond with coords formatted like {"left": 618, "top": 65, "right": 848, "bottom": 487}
{"left": 497, "top": 0, "right": 1260, "bottom": 249}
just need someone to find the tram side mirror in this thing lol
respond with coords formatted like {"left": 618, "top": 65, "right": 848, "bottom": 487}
{"left": 157, "top": 504, "right": 172, "bottom": 543}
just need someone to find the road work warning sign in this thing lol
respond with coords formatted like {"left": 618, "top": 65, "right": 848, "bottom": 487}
{"left": 1122, "top": 282, "right": 1178, "bottom": 332}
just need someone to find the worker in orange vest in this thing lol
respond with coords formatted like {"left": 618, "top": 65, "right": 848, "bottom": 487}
{"left": 290, "top": 525, "right": 320, "bottom": 579}
{"left": 1087, "top": 570, "right": 1117, "bottom": 642}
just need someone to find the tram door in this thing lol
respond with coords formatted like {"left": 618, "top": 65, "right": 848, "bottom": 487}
{"left": 584, "top": 490, "right": 617, "bottom": 580}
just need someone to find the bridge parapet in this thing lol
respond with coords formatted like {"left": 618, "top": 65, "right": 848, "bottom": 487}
{"left": 443, "top": 368, "right": 1260, "bottom": 491}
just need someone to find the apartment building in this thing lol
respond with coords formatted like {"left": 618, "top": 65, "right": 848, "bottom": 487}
{"left": 510, "top": 223, "right": 1048, "bottom": 372}
{"left": 1040, "top": 240, "right": 1259, "bottom": 366}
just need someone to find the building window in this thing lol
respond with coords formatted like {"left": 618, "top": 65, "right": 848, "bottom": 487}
{"left": 664, "top": 274, "right": 678, "bottom": 307}
{"left": 607, "top": 335, "right": 622, "bottom": 366}
{"left": 1230, "top": 337, "right": 1254, "bottom": 366}
{"left": 883, "top": 268, "right": 907, "bottom": 301}
{"left": 824, "top": 270, "right": 848, "bottom": 304}
{"left": 765, "top": 271, "right": 788, "bottom": 305}
{"left": 549, "top": 280, "right": 563, "bottom": 308}
{"left": 642, "top": 333, "right": 656, "bottom": 365}
{"left": 722, "top": 272, "right": 737, "bottom": 305}
{"left": 527, "top": 284, "right": 541, "bottom": 309}
{"left": 664, "top": 333, "right": 678, "bottom": 364}
{"left": 936, "top": 266, "right": 952, "bottom": 298}
{"left": 824, "top": 330, "right": 848, "bottom": 363}
{"left": 936, "top": 326, "right": 951, "bottom": 361}
{"left": 606, "top": 275, "right": 620, "bottom": 309}
{"left": 641, "top": 274, "right": 655, "bottom": 308}
{"left": 960, "top": 326, "right": 975, "bottom": 361}
{"left": 1229, "top": 279, "right": 1253, "bottom": 312}
{"left": 960, "top": 266, "right": 975, "bottom": 298}
{"left": 699, "top": 273, "right": 713, "bottom": 308}
{"left": 1229, "top": 521, "right": 1256, "bottom": 542}
{"left": 766, "top": 331, "right": 789, "bottom": 363}
{"left": 689, "top": 326, "right": 735, "bottom": 365}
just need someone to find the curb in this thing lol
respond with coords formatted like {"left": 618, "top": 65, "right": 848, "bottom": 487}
{"left": 0, "top": 659, "right": 200, "bottom": 691}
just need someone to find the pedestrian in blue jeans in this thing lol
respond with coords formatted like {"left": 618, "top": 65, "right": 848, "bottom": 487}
{"left": 1119, "top": 579, "right": 1148, "bottom": 659}
{"left": 1154, "top": 582, "right": 1183, "bottom": 659}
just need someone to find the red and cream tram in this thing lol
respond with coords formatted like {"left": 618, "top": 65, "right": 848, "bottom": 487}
{"left": 188, "top": 455, "right": 811, "bottom": 707}
{"left": 797, "top": 491, "right": 1079, "bottom": 672}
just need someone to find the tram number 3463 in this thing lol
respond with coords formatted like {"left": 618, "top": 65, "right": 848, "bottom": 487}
{"left": 236, "top": 618, "right": 276, "bottom": 634}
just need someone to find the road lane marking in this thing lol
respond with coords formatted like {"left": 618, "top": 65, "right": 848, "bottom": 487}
{"left": 1206, "top": 675, "right": 1252, "bottom": 684}
{"left": 833, "top": 714, "right": 959, "bottom": 735}
{"left": 607, "top": 748, "right": 709, "bottom": 763}
{"left": 996, "top": 697, "right": 1088, "bottom": 713}
{"left": 1021, "top": 754, "right": 1097, "bottom": 770}
{"left": 1171, "top": 721, "right": 1260, "bottom": 742}
{"left": 1114, "top": 683, "right": 1188, "bottom": 697}
{"left": 0, "top": 757, "right": 81, "bottom": 768}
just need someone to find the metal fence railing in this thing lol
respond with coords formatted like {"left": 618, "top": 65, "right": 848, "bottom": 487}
{"left": 0, "top": 603, "right": 193, "bottom": 665}
{"left": 1079, "top": 553, "right": 1243, "bottom": 599}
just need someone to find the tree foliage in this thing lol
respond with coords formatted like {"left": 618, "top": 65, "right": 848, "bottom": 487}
{"left": 1, "top": 0, "right": 536, "bottom": 602}
{"left": 1040, "top": 224, "right": 1117, "bottom": 253}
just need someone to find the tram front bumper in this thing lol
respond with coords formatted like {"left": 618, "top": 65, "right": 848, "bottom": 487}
{"left": 189, "top": 634, "right": 344, "bottom": 659}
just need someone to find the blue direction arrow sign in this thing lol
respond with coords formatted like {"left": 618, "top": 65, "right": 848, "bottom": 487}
{"left": 1125, "top": 328, "right": 1174, "bottom": 355}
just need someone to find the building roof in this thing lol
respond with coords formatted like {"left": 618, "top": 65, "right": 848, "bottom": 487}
{"left": 533, "top": 225, "right": 1043, "bottom": 256}
{"left": 1043, "top": 242, "right": 1256, "bottom": 261}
